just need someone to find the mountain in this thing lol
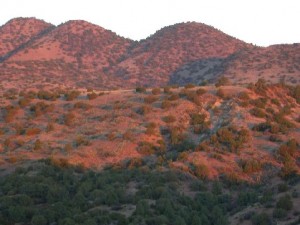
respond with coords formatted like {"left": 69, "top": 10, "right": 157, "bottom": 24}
{"left": 170, "top": 44, "right": 300, "bottom": 85}
{"left": 0, "top": 18, "right": 299, "bottom": 91}
{"left": 1, "top": 19, "right": 132, "bottom": 89}
{"left": 0, "top": 18, "right": 300, "bottom": 225}
{"left": 0, "top": 17, "right": 54, "bottom": 61}
{"left": 107, "top": 22, "right": 249, "bottom": 87}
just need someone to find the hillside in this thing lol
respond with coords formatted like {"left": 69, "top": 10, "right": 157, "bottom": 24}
{"left": 0, "top": 82, "right": 299, "bottom": 178}
{"left": 0, "top": 81, "right": 299, "bottom": 225}
{"left": 0, "top": 18, "right": 299, "bottom": 90}
{"left": 106, "top": 22, "right": 249, "bottom": 87}
{"left": 0, "top": 17, "right": 54, "bottom": 61}
{"left": 171, "top": 44, "right": 300, "bottom": 85}
{"left": 0, "top": 19, "right": 133, "bottom": 90}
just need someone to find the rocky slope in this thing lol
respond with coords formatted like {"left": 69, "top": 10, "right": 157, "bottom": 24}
{"left": 0, "top": 18, "right": 299, "bottom": 90}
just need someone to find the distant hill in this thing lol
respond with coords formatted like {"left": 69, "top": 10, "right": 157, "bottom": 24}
{"left": 0, "top": 18, "right": 299, "bottom": 90}
{"left": 107, "top": 22, "right": 249, "bottom": 87}
{"left": 0, "top": 17, "right": 54, "bottom": 61}
{"left": 171, "top": 44, "right": 300, "bottom": 85}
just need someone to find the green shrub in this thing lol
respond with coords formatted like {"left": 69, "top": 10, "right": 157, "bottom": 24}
{"left": 250, "top": 107, "right": 266, "bottom": 118}
{"left": 190, "top": 113, "right": 207, "bottom": 125}
{"left": 193, "top": 164, "right": 209, "bottom": 179}
{"left": 250, "top": 78, "right": 268, "bottom": 95}
{"left": 75, "top": 136, "right": 90, "bottom": 147}
{"left": 137, "top": 105, "right": 152, "bottom": 115}
{"left": 290, "top": 85, "right": 300, "bottom": 103}
{"left": 37, "top": 90, "right": 59, "bottom": 101}
{"left": 163, "top": 115, "right": 176, "bottom": 123}
{"left": 34, "top": 139, "right": 42, "bottom": 151}
{"left": 239, "top": 159, "right": 262, "bottom": 173}
{"left": 273, "top": 113, "right": 295, "bottom": 129}
{"left": 161, "top": 100, "right": 172, "bottom": 109}
{"left": 272, "top": 208, "right": 287, "bottom": 219}
{"left": 215, "top": 76, "right": 230, "bottom": 87}
{"left": 87, "top": 92, "right": 98, "bottom": 100}
{"left": 276, "top": 195, "right": 293, "bottom": 211}
{"left": 4, "top": 105, "right": 19, "bottom": 123}
{"left": 251, "top": 98, "right": 268, "bottom": 109}
{"left": 271, "top": 98, "right": 280, "bottom": 106}
{"left": 64, "top": 113, "right": 76, "bottom": 126}
{"left": 238, "top": 91, "right": 250, "bottom": 100}
{"left": 137, "top": 141, "right": 156, "bottom": 155}
{"left": 123, "top": 130, "right": 134, "bottom": 141}
{"left": 168, "top": 94, "right": 180, "bottom": 101}
{"left": 74, "top": 101, "right": 92, "bottom": 110}
{"left": 269, "top": 134, "right": 282, "bottom": 142}
{"left": 215, "top": 126, "right": 250, "bottom": 152}
{"left": 184, "top": 83, "right": 195, "bottom": 89}
{"left": 18, "top": 98, "right": 32, "bottom": 107}
{"left": 136, "top": 87, "right": 146, "bottom": 93}
{"left": 145, "top": 122, "right": 156, "bottom": 135}
{"left": 26, "top": 127, "right": 42, "bottom": 136}
{"left": 216, "top": 88, "right": 227, "bottom": 99}
{"left": 31, "top": 215, "right": 47, "bottom": 225}
{"left": 64, "top": 90, "right": 80, "bottom": 101}
{"left": 278, "top": 183, "right": 288, "bottom": 192}
{"left": 30, "top": 102, "right": 54, "bottom": 117}
{"left": 163, "top": 86, "right": 172, "bottom": 94}
{"left": 278, "top": 139, "right": 298, "bottom": 159}
{"left": 196, "top": 88, "right": 206, "bottom": 95}
{"left": 152, "top": 88, "right": 161, "bottom": 95}
{"left": 169, "top": 127, "right": 185, "bottom": 145}
{"left": 251, "top": 212, "right": 272, "bottom": 225}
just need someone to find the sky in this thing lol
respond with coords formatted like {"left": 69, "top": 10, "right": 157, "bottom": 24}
{"left": 1, "top": 0, "right": 299, "bottom": 46}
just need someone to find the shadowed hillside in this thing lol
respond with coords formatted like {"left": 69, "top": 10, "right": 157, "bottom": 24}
{"left": 171, "top": 44, "right": 300, "bottom": 85}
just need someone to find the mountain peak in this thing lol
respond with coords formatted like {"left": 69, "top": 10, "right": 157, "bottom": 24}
{"left": 0, "top": 17, "right": 54, "bottom": 58}
{"left": 2, "top": 17, "right": 53, "bottom": 28}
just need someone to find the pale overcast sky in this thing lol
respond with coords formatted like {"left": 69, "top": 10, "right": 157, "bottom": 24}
{"left": 1, "top": 0, "right": 299, "bottom": 46}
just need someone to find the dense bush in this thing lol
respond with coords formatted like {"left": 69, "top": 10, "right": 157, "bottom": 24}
{"left": 276, "top": 194, "right": 293, "bottom": 211}
{"left": 4, "top": 105, "right": 19, "bottom": 123}
{"left": 144, "top": 95, "right": 158, "bottom": 104}
{"left": 163, "top": 115, "right": 176, "bottom": 123}
{"left": 196, "top": 88, "right": 206, "bottom": 95}
{"left": 249, "top": 78, "right": 268, "bottom": 95}
{"left": 251, "top": 98, "right": 268, "bottom": 109}
{"left": 64, "top": 90, "right": 80, "bottom": 101}
{"left": 163, "top": 86, "right": 172, "bottom": 94}
{"left": 184, "top": 83, "right": 195, "bottom": 89}
{"left": 213, "top": 126, "right": 250, "bottom": 152}
{"left": 64, "top": 112, "right": 76, "bottom": 126}
{"left": 37, "top": 90, "right": 59, "bottom": 101}
{"left": 87, "top": 92, "right": 98, "bottom": 100}
{"left": 151, "top": 88, "right": 161, "bottom": 95}
{"left": 239, "top": 159, "right": 262, "bottom": 173}
{"left": 250, "top": 107, "right": 266, "bottom": 118}
{"left": 190, "top": 113, "right": 210, "bottom": 133}
{"left": 145, "top": 122, "right": 156, "bottom": 135}
{"left": 135, "top": 87, "right": 146, "bottom": 93}
{"left": 18, "top": 97, "right": 32, "bottom": 108}
{"left": 251, "top": 212, "right": 272, "bottom": 225}
{"left": 161, "top": 100, "right": 172, "bottom": 109}
{"left": 137, "top": 105, "right": 152, "bottom": 115}
{"left": 30, "top": 102, "right": 54, "bottom": 117}
{"left": 0, "top": 160, "right": 297, "bottom": 225}
{"left": 215, "top": 76, "right": 230, "bottom": 87}
{"left": 73, "top": 101, "right": 92, "bottom": 110}
{"left": 290, "top": 85, "right": 300, "bottom": 103}
{"left": 277, "top": 139, "right": 298, "bottom": 159}
{"left": 168, "top": 94, "right": 180, "bottom": 101}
